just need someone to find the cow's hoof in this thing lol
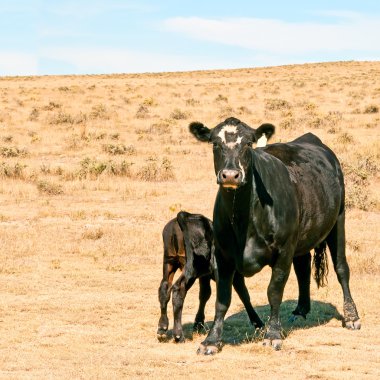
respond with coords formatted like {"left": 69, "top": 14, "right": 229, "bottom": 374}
{"left": 157, "top": 333, "right": 168, "bottom": 342}
{"left": 197, "top": 344, "right": 219, "bottom": 355}
{"left": 157, "top": 328, "right": 169, "bottom": 342}
{"left": 174, "top": 334, "right": 185, "bottom": 343}
{"left": 263, "top": 338, "right": 282, "bottom": 350}
{"left": 344, "top": 319, "right": 361, "bottom": 330}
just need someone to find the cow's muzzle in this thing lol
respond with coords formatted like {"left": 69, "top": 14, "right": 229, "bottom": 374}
{"left": 217, "top": 169, "right": 243, "bottom": 189}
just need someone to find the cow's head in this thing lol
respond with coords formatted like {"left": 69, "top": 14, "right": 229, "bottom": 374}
{"left": 189, "top": 117, "right": 275, "bottom": 189}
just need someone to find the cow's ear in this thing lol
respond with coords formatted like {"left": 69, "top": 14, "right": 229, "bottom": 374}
{"left": 254, "top": 123, "right": 275, "bottom": 147}
{"left": 189, "top": 122, "right": 211, "bottom": 142}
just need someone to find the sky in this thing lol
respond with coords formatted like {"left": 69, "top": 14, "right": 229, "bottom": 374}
{"left": 0, "top": 0, "right": 380, "bottom": 76}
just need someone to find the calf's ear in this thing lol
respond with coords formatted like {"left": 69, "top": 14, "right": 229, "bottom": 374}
{"left": 189, "top": 122, "right": 211, "bottom": 142}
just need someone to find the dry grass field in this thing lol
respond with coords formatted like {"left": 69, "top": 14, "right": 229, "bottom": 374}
{"left": 0, "top": 61, "right": 379, "bottom": 379}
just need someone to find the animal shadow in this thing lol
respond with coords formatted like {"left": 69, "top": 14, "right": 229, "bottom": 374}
{"left": 176, "top": 299, "right": 341, "bottom": 344}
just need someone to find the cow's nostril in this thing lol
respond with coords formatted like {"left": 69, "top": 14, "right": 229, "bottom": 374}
{"left": 222, "top": 173, "right": 227, "bottom": 179}
{"left": 234, "top": 173, "right": 239, "bottom": 179}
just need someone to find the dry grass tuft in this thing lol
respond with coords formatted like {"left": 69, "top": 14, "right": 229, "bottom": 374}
{"left": 137, "top": 157, "right": 175, "bottom": 181}
{"left": 36, "top": 180, "right": 64, "bottom": 195}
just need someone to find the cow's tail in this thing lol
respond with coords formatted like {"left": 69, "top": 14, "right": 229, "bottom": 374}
{"left": 312, "top": 241, "right": 329, "bottom": 288}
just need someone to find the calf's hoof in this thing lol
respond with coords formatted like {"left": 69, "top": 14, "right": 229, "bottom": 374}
{"left": 344, "top": 319, "right": 361, "bottom": 330}
{"left": 197, "top": 343, "right": 221, "bottom": 355}
{"left": 263, "top": 338, "right": 282, "bottom": 351}
{"left": 193, "top": 321, "right": 206, "bottom": 333}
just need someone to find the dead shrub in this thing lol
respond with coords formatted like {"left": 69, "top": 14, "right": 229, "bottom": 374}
{"left": 90, "top": 104, "right": 110, "bottom": 120}
{"left": 337, "top": 132, "right": 354, "bottom": 145}
{"left": 2, "top": 135, "right": 13, "bottom": 143}
{"left": 214, "top": 94, "right": 228, "bottom": 103}
{"left": 363, "top": 104, "right": 379, "bottom": 114}
{"left": 0, "top": 162, "right": 26, "bottom": 179}
{"left": 78, "top": 158, "right": 132, "bottom": 179}
{"left": 0, "top": 146, "right": 28, "bottom": 158}
{"left": 102, "top": 144, "right": 136, "bottom": 155}
{"left": 37, "top": 180, "right": 64, "bottom": 195}
{"left": 49, "top": 111, "right": 75, "bottom": 125}
{"left": 136, "top": 157, "right": 175, "bottom": 182}
{"left": 82, "top": 228, "right": 104, "bottom": 240}
{"left": 142, "top": 97, "right": 157, "bottom": 106}
{"left": 28, "top": 108, "right": 39, "bottom": 121}
{"left": 279, "top": 118, "right": 295, "bottom": 130}
{"left": 265, "top": 98, "right": 291, "bottom": 111}
{"left": 185, "top": 98, "right": 200, "bottom": 106}
{"left": 136, "top": 120, "right": 171, "bottom": 135}
{"left": 135, "top": 105, "right": 150, "bottom": 119}
{"left": 237, "top": 106, "right": 252, "bottom": 115}
{"left": 42, "top": 101, "right": 62, "bottom": 111}
{"left": 170, "top": 108, "right": 189, "bottom": 120}
{"left": 342, "top": 155, "right": 377, "bottom": 210}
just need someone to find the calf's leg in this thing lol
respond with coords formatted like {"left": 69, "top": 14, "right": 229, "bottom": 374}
{"left": 172, "top": 274, "right": 196, "bottom": 342}
{"left": 193, "top": 275, "right": 212, "bottom": 332}
{"left": 157, "top": 263, "right": 176, "bottom": 340}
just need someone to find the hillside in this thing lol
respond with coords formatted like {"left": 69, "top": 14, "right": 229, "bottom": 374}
{"left": 0, "top": 61, "right": 379, "bottom": 379}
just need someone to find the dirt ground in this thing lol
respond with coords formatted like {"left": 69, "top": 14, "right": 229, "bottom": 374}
{"left": 0, "top": 61, "right": 379, "bottom": 379}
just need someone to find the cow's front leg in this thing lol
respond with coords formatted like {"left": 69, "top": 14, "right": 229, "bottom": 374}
{"left": 197, "top": 265, "right": 234, "bottom": 355}
{"left": 264, "top": 256, "right": 292, "bottom": 350}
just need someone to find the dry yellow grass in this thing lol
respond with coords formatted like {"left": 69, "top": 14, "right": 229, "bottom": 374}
{"left": 0, "top": 61, "right": 379, "bottom": 379}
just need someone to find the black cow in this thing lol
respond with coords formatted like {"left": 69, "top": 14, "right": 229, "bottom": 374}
{"left": 157, "top": 211, "right": 263, "bottom": 343}
{"left": 189, "top": 117, "right": 361, "bottom": 354}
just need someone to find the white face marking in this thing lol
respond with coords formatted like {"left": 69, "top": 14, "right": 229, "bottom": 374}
{"left": 238, "top": 160, "right": 245, "bottom": 182}
{"left": 217, "top": 125, "right": 237, "bottom": 144}
{"left": 256, "top": 134, "right": 267, "bottom": 147}
{"left": 218, "top": 125, "right": 243, "bottom": 149}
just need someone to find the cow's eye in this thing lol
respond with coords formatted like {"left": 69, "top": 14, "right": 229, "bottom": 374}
{"left": 246, "top": 141, "right": 253, "bottom": 147}
{"left": 212, "top": 142, "right": 219, "bottom": 148}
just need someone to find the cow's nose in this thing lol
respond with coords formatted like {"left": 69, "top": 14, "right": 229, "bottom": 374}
{"left": 218, "top": 169, "right": 242, "bottom": 188}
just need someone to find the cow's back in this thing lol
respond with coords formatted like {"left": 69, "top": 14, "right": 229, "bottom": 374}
{"left": 262, "top": 133, "right": 344, "bottom": 253}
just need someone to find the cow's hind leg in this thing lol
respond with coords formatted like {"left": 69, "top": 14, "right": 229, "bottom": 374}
{"left": 232, "top": 272, "right": 264, "bottom": 328}
{"left": 157, "top": 263, "right": 176, "bottom": 341}
{"left": 193, "top": 275, "right": 212, "bottom": 333}
{"left": 172, "top": 274, "right": 196, "bottom": 342}
{"left": 326, "top": 211, "right": 361, "bottom": 329}
{"left": 291, "top": 253, "right": 311, "bottom": 320}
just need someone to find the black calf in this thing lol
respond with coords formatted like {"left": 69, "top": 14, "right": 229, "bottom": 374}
{"left": 157, "top": 211, "right": 263, "bottom": 342}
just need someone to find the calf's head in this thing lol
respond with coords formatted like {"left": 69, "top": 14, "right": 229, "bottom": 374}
{"left": 189, "top": 117, "right": 275, "bottom": 189}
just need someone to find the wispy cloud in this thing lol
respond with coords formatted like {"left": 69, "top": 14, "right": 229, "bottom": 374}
{"left": 38, "top": 47, "right": 232, "bottom": 75}
{"left": 163, "top": 12, "right": 380, "bottom": 55}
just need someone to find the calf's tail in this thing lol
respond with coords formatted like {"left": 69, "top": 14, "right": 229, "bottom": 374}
{"left": 313, "top": 241, "right": 329, "bottom": 288}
